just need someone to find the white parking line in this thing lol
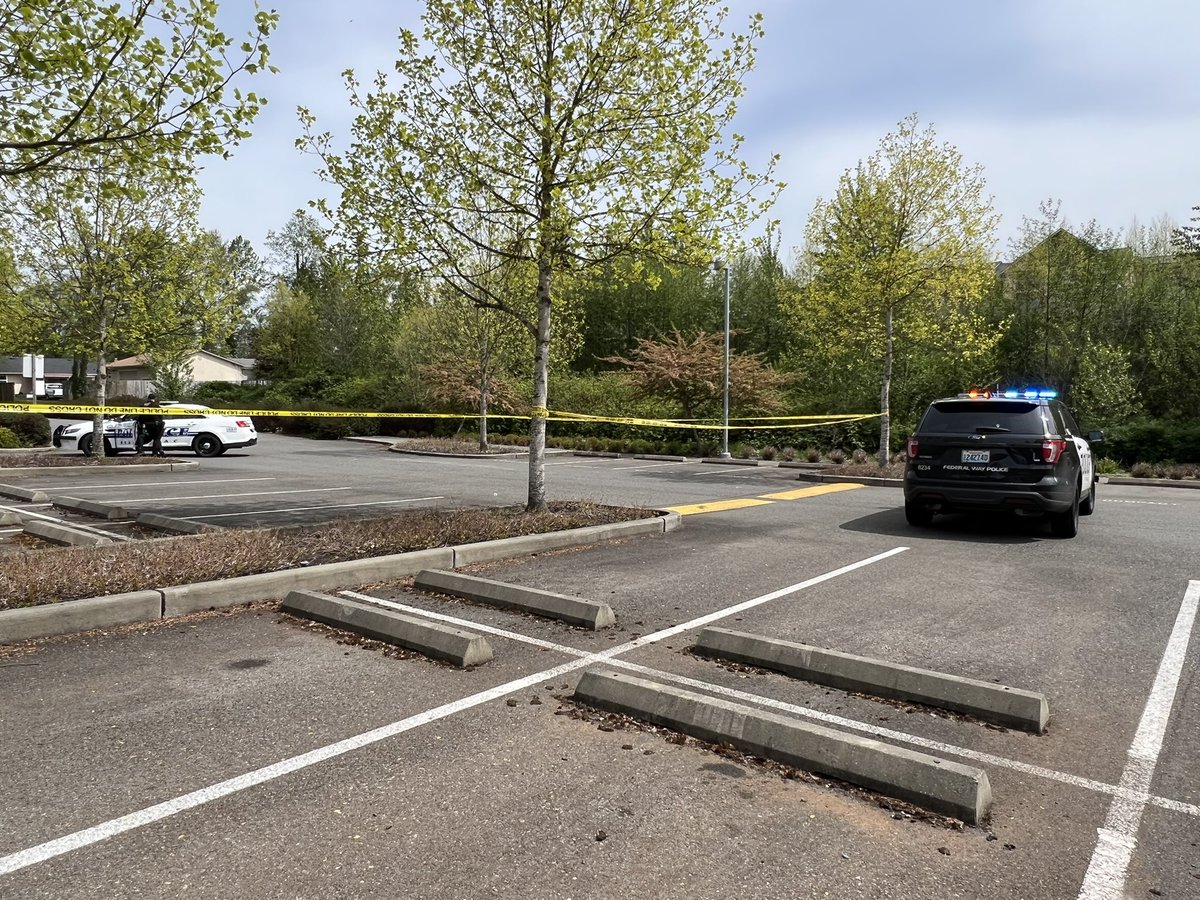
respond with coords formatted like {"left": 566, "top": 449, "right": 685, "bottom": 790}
{"left": 116, "top": 487, "right": 354, "bottom": 503}
{"left": 36, "top": 478, "right": 277, "bottom": 492}
{"left": 343, "top": 591, "right": 1200, "bottom": 822}
{"left": 187, "top": 497, "right": 446, "bottom": 520}
{"left": 0, "top": 547, "right": 906, "bottom": 876}
{"left": 615, "top": 461, "right": 695, "bottom": 471}
{"left": 1077, "top": 579, "right": 1200, "bottom": 899}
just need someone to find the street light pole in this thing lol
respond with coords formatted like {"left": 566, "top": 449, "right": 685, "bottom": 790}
{"left": 714, "top": 260, "right": 732, "bottom": 459}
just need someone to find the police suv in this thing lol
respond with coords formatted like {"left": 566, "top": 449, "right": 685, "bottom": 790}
{"left": 903, "top": 388, "right": 1102, "bottom": 538}
{"left": 55, "top": 403, "right": 257, "bottom": 458}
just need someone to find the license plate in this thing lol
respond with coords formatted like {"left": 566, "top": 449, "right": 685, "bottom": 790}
{"left": 961, "top": 449, "right": 990, "bottom": 464}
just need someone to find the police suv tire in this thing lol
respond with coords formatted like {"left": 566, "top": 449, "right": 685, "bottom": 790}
{"left": 1050, "top": 481, "right": 1080, "bottom": 538}
{"left": 193, "top": 434, "right": 223, "bottom": 458}
{"left": 78, "top": 435, "right": 91, "bottom": 456}
{"left": 904, "top": 500, "right": 933, "bottom": 528}
{"left": 1080, "top": 479, "right": 1096, "bottom": 516}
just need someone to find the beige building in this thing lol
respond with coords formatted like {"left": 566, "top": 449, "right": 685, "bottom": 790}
{"left": 106, "top": 350, "right": 256, "bottom": 397}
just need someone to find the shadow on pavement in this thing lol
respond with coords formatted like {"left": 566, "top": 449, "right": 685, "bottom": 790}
{"left": 839, "top": 505, "right": 1050, "bottom": 545}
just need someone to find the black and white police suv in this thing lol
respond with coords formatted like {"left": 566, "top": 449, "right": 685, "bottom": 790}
{"left": 903, "top": 388, "right": 1103, "bottom": 538}
{"left": 54, "top": 403, "right": 257, "bottom": 458}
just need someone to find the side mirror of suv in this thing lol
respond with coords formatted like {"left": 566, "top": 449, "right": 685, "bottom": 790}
{"left": 1087, "top": 430, "right": 1105, "bottom": 444}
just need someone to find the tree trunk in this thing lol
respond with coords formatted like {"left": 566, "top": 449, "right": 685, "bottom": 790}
{"left": 91, "top": 339, "right": 108, "bottom": 460}
{"left": 527, "top": 258, "right": 552, "bottom": 512}
{"left": 70, "top": 354, "right": 89, "bottom": 401}
{"left": 878, "top": 304, "right": 893, "bottom": 468}
{"left": 478, "top": 355, "right": 490, "bottom": 453}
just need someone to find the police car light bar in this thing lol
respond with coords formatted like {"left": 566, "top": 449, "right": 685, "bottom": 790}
{"left": 998, "top": 387, "right": 1057, "bottom": 400}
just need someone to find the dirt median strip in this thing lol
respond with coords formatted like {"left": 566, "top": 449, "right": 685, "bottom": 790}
{"left": 0, "top": 513, "right": 678, "bottom": 644}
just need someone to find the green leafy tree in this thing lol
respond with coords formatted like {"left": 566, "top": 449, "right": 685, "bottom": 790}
{"left": 803, "top": 114, "right": 999, "bottom": 465}
{"left": 415, "top": 296, "right": 531, "bottom": 450}
{"left": 0, "top": 0, "right": 276, "bottom": 179}
{"left": 0, "top": 158, "right": 241, "bottom": 455}
{"left": 300, "top": 0, "right": 781, "bottom": 510}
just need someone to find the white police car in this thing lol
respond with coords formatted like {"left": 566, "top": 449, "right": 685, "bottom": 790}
{"left": 55, "top": 403, "right": 257, "bottom": 458}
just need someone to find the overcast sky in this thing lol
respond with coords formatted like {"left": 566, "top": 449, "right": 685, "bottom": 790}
{"left": 195, "top": 0, "right": 1200, "bottom": 264}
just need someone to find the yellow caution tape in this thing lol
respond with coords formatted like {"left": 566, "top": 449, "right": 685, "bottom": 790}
{"left": 0, "top": 402, "right": 881, "bottom": 431}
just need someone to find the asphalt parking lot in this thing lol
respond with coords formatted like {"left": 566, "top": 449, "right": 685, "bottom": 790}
{"left": 2, "top": 435, "right": 1198, "bottom": 898}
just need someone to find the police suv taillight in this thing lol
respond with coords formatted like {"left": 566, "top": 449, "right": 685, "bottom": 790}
{"left": 907, "top": 436, "right": 919, "bottom": 458}
{"left": 1041, "top": 439, "right": 1068, "bottom": 463}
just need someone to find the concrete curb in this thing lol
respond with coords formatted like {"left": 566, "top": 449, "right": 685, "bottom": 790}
{"left": 632, "top": 454, "right": 687, "bottom": 462}
{"left": 0, "top": 512, "right": 677, "bottom": 644}
{"left": 696, "top": 628, "right": 1049, "bottom": 733}
{"left": 574, "top": 669, "right": 992, "bottom": 825}
{"left": 281, "top": 590, "right": 493, "bottom": 666}
{"left": 1104, "top": 476, "right": 1200, "bottom": 490}
{"left": 51, "top": 496, "right": 130, "bottom": 520}
{"left": 572, "top": 450, "right": 620, "bottom": 458}
{"left": 795, "top": 472, "right": 902, "bottom": 488}
{"left": 161, "top": 548, "right": 456, "bottom": 617}
{"left": 23, "top": 519, "right": 114, "bottom": 547}
{"left": 0, "top": 484, "right": 50, "bottom": 502}
{"left": 414, "top": 569, "right": 615, "bottom": 629}
{"left": 0, "top": 592, "right": 163, "bottom": 644}
{"left": 136, "top": 512, "right": 221, "bottom": 535}
{"left": 0, "top": 460, "right": 200, "bottom": 477}
{"left": 452, "top": 513, "right": 679, "bottom": 566}
{"left": 701, "top": 457, "right": 759, "bottom": 467}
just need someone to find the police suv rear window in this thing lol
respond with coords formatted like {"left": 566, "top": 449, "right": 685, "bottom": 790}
{"left": 920, "top": 400, "right": 1048, "bottom": 435}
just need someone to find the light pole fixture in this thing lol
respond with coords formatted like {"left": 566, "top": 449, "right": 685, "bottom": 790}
{"left": 712, "top": 259, "right": 731, "bottom": 458}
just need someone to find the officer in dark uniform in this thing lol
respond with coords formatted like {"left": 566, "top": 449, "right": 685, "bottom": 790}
{"left": 138, "top": 393, "right": 166, "bottom": 457}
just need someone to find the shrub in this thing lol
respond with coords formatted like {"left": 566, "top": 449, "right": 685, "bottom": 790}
{"left": 1105, "top": 418, "right": 1200, "bottom": 466}
{"left": 734, "top": 442, "right": 756, "bottom": 460}
{"left": 804, "top": 446, "right": 821, "bottom": 463}
{"left": 0, "top": 426, "right": 20, "bottom": 448}
{"left": 1095, "top": 457, "right": 1121, "bottom": 476}
{"left": 760, "top": 445, "right": 778, "bottom": 461}
{"left": 781, "top": 446, "right": 797, "bottom": 462}
{"left": 828, "top": 448, "right": 846, "bottom": 464}
{"left": 0, "top": 413, "right": 51, "bottom": 447}
{"left": 1130, "top": 462, "right": 1153, "bottom": 478}
{"left": 851, "top": 448, "right": 868, "bottom": 464}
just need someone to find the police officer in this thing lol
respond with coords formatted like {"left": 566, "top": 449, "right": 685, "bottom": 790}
{"left": 138, "top": 393, "right": 166, "bottom": 457}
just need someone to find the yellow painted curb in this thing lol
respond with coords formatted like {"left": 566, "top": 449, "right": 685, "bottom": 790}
{"left": 757, "top": 483, "right": 865, "bottom": 501}
{"left": 664, "top": 498, "right": 774, "bottom": 516}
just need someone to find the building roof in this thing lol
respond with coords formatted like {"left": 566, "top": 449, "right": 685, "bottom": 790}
{"left": 107, "top": 350, "right": 256, "bottom": 370}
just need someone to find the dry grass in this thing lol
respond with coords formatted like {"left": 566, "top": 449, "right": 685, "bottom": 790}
{"left": 0, "top": 502, "right": 647, "bottom": 610}
{"left": 0, "top": 452, "right": 175, "bottom": 468}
